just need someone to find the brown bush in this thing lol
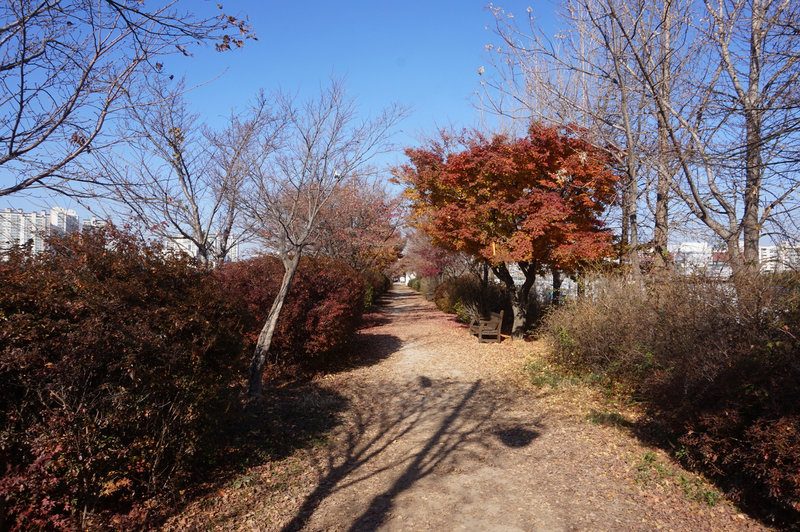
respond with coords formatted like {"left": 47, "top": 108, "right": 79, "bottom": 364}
{"left": 542, "top": 272, "right": 800, "bottom": 524}
{"left": 419, "top": 276, "right": 441, "bottom": 301}
{"left": 433, "top": 275, "right": 508, "bottom": 323}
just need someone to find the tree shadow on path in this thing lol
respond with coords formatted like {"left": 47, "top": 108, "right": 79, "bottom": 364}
{"left": 281, "top": 376, "right": 543, "bottom": 531}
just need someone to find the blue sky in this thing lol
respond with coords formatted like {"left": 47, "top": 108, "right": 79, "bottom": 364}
{"left": 1, "top": 0, "right": 558, "bottom": 214}
{"left": 185, "top": 2, "right": 553, "bottom": 126}
{"left": 179, "top": 0, "right": 556, "bottom": 166}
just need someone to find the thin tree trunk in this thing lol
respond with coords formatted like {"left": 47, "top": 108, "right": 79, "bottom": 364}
{"left": 620, "top": 181, "right": 630, "bottom": 265}
{"left": 247, "top": 253, "right": 302, "bottom": 397}
{"left": 609, "top": 22, "right": 642, "bottom": 280}
{"left": 480, "top": 261, "right": 490, "bottom": 315}
{"left": 653, "top": 163, "right": 671, "bottom": 272}
{"left": 742, "top": 0, "right": 764, "bottom": 271}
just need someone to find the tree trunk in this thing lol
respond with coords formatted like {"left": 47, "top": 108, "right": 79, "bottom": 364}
{"left": 652, "top": 0, "right": 673, "bottom": 274}
{"left": 626, "top": 170, "right": 642, "bottom": 280}
{"left": 492, "top": 262, "right": 535, "bottom": 339}
{"left": 620, "top": 181, "right": 629, "bottom": 265}
{"left": 479, "top": 261, "right": 490, "bottom": 315}
{"left": 742, "top": 0, "right": 764, "bottom": 271}
{"left": 246, "top": 252, "right": 302, "bottom": 397}
{"left": 653, "top": 163, "right": 671, "bottom": 272}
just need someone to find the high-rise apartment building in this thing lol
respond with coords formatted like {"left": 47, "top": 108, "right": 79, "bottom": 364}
{"left": 50, "top": 206, "right": 79, "bottom": 235}
{"left": 0, "top": 207, "right": 79, "bottom": 254}
{"left": 760, "top": 244, "right": 800, "bottom": 272}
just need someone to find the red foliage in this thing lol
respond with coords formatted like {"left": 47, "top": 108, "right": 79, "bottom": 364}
{"left": 0, "top": 228, "right": 245, "bottom": 530}
{"left": 398, "top": 125, "right": 620, "bottom": 272}
{"left": 315, "top": 176, "right": 404, "bottom": 273}
{"left": 674, "top": 344, "right": 800, "bottom": 522}
{"left": 399, "top": 230, "right": 471, "bottom": 279}
{"left": 217, "top": 255, "right": 365, "bottom": 369}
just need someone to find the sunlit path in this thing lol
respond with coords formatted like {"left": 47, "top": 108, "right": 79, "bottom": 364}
{"left": 277, "top": 285, "right": 765, "bottom": 532}
{"left": 167, "top": 284, "right": 768, "bottom": 531}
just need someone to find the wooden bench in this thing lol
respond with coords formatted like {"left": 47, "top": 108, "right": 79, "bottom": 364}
{"left": 469, "top": 310, "right": 504, "bottom": 343}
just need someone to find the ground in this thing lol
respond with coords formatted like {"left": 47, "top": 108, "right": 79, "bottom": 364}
{"left": 165, "top": 284, "right": 770, "bottom": 531}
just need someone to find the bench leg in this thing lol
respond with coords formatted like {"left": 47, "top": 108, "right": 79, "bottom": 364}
{"left": 478, "top": 329, "right": 501, "bottom": 343}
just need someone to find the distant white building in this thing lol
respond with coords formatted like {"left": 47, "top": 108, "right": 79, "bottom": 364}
{"left": 49, "top": 206, "right": 79, "bottom": 235}
{"left": 505, "top": 262, "right": 578, "bottom": 300}
{"left": 80, "top": 217, "right": 106, "bottom": 231}
{"left": 0, "top": 207, "right": 78, "bottom": 254}
{"left": 164, "top": 235, "right": 240, "bottom": 263}
{"left": 760, "top": 243, "right": 800, "bottom": 273}
{"left": 671, "top": 242, "right": 714, "bottom": 274}
{"left": 668, "top": 241, "right": 800, "bottom": 275}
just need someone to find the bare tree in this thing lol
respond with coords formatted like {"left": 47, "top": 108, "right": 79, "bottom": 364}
{"left": 92, "top": 79, "right": 279, "bottom": 266}
{"left": 597, "top": 0, "right": 800, "bottom": 275}
{"left": 245, "top": 79, "right": 407, "bottom": 397}
{"left": 483, "top": 0, "right": 800, "bottom": 281}
{"left": 0, "top": 0, "right": 254, "bottom": 198}
{"left": 480, "top": 2, "right": 659, "bottom": 277}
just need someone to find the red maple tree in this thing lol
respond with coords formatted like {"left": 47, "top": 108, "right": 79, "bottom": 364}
{"left": 314, "top": 175, "right": 405, "bottom": 273}
{"left": 397, "top": 125, "right": 620, "bottom": 336}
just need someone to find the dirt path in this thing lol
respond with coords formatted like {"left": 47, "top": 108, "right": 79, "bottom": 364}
{"left": 169, "top": 285, "right": 769, "bottom": 531}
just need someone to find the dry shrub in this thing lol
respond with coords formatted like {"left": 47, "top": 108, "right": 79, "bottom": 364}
{"left": 361, "top": 269, "right": 391, "bottom": 307}
{"left": 545, "top": 274, "right": 742, "bottom": 392}
{"left": 433, "top": 275, "right": 507, "bottom": 323}
{"left": 419, "top": 276, "right": 441, "bottom": 301}
{"left": 543, "top": 271, "right": 800, "bottom": 523}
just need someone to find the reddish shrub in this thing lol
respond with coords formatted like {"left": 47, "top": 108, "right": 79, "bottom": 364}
{"left": 0, "top": 228, "right": 245, "bottom": 530}
{"left": 217, "top": 255, "right": 365, "bottom": 369}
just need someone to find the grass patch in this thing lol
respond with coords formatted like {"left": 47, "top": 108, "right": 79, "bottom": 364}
{"left": 679, "top": 474, "right": 721, "bottom": 507}
{"left": 586, "top": 409, "right": 632, "bottom": 428}
{"left": 524, "top": 358, "right": 564, "bottom": 387}
{"left": 635, "top": 452, "right": 673, "bottom": 485}
{"left": 633, "top": 451, "right": 720, "bottom": 507}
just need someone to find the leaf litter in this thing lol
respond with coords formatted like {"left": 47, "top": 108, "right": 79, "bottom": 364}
{"left": 165, "top": 285, "right": 769, "bottom": 531}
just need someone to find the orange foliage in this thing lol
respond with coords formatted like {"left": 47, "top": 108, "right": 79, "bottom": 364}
{"left": 397, "top": 125, "right": 620, "bottom": 273}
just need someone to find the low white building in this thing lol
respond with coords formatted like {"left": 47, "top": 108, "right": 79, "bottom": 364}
{"left": 668, "top": 241, "right": 800, "bottom": 275}
{"left": 164, "top": 235, "right": 240, "bottom": 263}
{"left": 506, "top": 263, "right": 578, "bottom": 301}
{"left": 671, "top": 242, "right": 715, "bottom": 275}
{"left": 80, "top": 217, "right": 106, "bottom": 231}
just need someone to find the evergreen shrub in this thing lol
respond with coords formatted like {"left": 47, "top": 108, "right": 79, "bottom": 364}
{"left": 361, "top": 269, "right": 391, "bottom": 307}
